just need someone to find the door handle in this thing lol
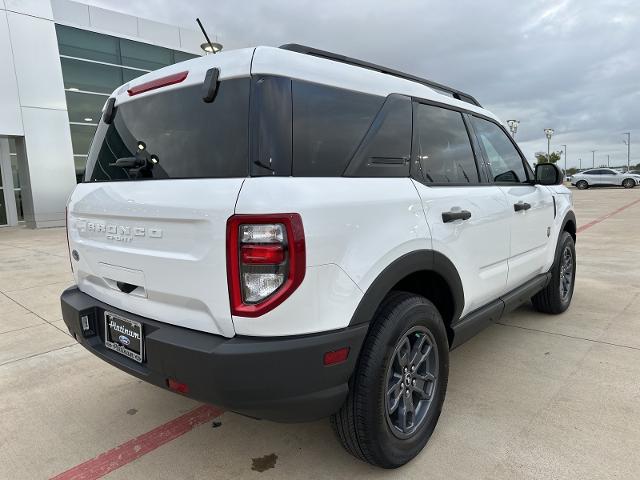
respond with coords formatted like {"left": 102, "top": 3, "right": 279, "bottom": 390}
{"left": 514, "top": 202, "right": 531, "bottom": 212}
{"left": 442, "top": 210, "right": 472, "bottom": 223}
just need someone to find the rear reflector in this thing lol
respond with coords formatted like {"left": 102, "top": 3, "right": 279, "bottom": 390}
{"left": 323, "top": 347, "right": 350, "bottom": 366}
{"left": 240, "top": 244, "right": 285, "bottom": 265}
{"left": 128, "top": 71, "right": 188, "bottom": 96}
{"left": 167, "top": 378, "right": 189, "bottom": 394}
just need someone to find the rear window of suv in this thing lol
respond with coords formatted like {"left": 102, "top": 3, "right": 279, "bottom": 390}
{"left": 84, "top": 78, "right": 250, "bottom": 182}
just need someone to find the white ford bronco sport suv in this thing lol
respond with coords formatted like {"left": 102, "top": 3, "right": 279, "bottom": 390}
{"left": 61, "top": 44, "right": 577, "bottom": 468}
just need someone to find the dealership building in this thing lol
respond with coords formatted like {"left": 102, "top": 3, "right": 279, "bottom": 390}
{"left": 0, "top": 0, "right": 202, "bottom": 228}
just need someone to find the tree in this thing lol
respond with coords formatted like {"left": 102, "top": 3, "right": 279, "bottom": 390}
{"left": 535, "top": 151, "right": 562, "bottom": 164}
{"left": 566, "top": 167, "right": 578, "bottom": 175}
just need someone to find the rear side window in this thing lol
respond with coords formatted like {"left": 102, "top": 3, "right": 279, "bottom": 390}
{"left": 413, "top": 103, "right": 479, "bottom": 184}
{"left": 84, "top": 78, "right": 250, "bottom": 182}
{"left": 292, "top": 81, "right": 383, "bottom": 176}
{"left": 344, "top": 94, "right": 412, "bottom": 177}
{"left": 471, "top": 117, "right": 528, "bottom": 183}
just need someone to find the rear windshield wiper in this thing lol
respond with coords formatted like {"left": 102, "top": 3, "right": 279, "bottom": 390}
{"left": 110, "top": 157, "right": 143, "bottom": 168}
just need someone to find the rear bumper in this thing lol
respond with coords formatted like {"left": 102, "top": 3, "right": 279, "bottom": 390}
{"left": 61, "top": 286, "right": 368, "bottom": 422}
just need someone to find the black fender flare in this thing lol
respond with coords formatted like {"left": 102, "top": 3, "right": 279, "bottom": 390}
{"left": 348, "top": 249, "right": 464, "bottom": 327}
{"left": 553, "top": 210, "right": 577, "bottom": 265}
{"left": 561, "top": 210, "right": 577, "bottom": 241}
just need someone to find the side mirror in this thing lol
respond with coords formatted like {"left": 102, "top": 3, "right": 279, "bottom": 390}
{"left": 535, "top": 163, "right": 563, "bottom": 185}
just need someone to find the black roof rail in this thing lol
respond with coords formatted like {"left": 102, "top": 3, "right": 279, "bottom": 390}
{"left": 279, "top": 43, "right": 481, "bottom": 107}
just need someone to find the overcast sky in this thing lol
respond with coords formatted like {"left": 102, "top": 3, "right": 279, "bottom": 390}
{"left": 88, "top": 0, "right": 639, "bottom": 169}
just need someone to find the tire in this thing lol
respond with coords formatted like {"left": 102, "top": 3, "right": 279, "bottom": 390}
{"left": 532, "top": 231, "right": 576, "bottom": 314}
{"left": 622, "top": 178, "right": 635, "bottom": 189}
{"left": 575, "top": 180, "right": 588, "bottom": 190}
{"left": 331, "top": 291, "right": 449, "bottom": 468}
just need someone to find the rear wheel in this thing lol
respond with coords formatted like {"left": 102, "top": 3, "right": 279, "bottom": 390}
{"left": 575, "top": 180, "right": 588, "bottom": 190}
{"left": 331, "top": 292, "right": 449, "bottom": 468}
{"left": 622, "top": 178, "right": 635, "bottom": 189}
{"left": 532, "top": 231, "right": 576, "bottom": 314}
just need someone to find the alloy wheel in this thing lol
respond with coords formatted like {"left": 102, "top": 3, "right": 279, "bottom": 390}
{"left": 384, "top": 326, "right": 438, "bottom": 439}
{"left": 559, "top": 245, "right": 574, "bottom": 302}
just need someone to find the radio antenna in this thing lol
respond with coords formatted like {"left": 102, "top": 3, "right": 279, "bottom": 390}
{"left": 196, "top": 18, "right": 213, "bottom": 51}
{"left": 196, "top": 18, "right": 223, "bottom": 54}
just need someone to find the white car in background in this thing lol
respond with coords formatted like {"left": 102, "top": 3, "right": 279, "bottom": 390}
{"left": 571, "top": 168, "right": 640, "bottom": 190}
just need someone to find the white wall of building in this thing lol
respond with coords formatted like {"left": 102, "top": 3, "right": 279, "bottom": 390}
{"left": 0, "top": 0, "right": 203, "bottom": 228}
{"left": 51, "top": 0, "right": 202, "bottom": 55}
{"left": 1, "top": 0, "right": 76, "bottom": 228}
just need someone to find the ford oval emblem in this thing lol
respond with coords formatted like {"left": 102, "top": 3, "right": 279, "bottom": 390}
{"left": 119, "top": 335, "right": 131, "bottom": 346}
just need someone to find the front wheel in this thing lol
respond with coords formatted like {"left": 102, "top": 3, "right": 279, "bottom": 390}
{"left": 331, "top": 292, "right": 449, "bottom": 468}
{"left": 622, "top": 178, "right": 635, "bottom": 189}
{"left": 575, "top": 180, "right": 588, "bottom": 190}
{"left": 532, "top": 231, "right": 576, "bottom": 314}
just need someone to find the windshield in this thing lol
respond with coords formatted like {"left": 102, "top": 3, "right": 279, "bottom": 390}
{"left": 84, "top": 78, "right": 250, "bottom": 182}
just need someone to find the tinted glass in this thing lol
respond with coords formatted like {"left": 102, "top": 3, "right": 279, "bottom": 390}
{"left": 56, "top": 25, "right": 119, "bottom": 64}
{"left": 413, "top": 104, "right": 479, "bottom": 183}
{"left": 250, "top": 76, "right": 293, "bottom": 177}
{"left": 345, "top": 94, "right": 412, "bottom": 177}
{"left": 84, "top": 79, "right": 250, "bottom": 182}
{"left": 65, "top": 91, "right": 106, "bottom": 123}
{"left": 120, "top": 40, "right": 173, "bottom": 70}
{"left": 70, "top": 124, "right": 96, "bottom": 155}
{"left": 174, "top": 51, "right": 198, "bottom": 63}
{"left": 74, "top": 155, "right": 88, "bottom": 178}
{"left": 61, "top": 57, "right": 123, "bottom": 94}
{"left": 122, "top": 69, "right": 144, "bottom": 84}
{"left": 292, "top": 81, "right": 383, "bottom": 176}
{"left": 472, "top": 117, "right": 528, "bottom": 183}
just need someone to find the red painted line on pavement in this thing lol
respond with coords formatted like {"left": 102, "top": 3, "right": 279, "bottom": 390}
{"left": 50, "top": 404, "right": 223, "bottom": 480}
{"left": 576, "top": 198, "right": 640, "bottom": 233}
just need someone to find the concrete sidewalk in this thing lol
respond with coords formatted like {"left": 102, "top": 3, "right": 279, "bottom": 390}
{"left": 1, "top": 188, "right": 639, "bottom": 479}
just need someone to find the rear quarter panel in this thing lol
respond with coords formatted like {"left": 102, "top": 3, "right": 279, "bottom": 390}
{"left": 233, "top": 177, "right": 429, "bottom": 336}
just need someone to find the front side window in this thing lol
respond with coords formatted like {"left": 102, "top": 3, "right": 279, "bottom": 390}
{"left": 472, "top": 117, "right": 528, "bottom": 183}
{"left": 413, "top": 103, "right": 479, "bottom": 184}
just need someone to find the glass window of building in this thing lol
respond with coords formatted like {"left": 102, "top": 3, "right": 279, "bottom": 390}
{"left": 56, "top": 25, "right": 120, "bottom": 64}
{"left": 120, "top": 39, "right": 173, "bottom": 70}
{"left": 55, "top": 24, "right": 199, "bottom": 182}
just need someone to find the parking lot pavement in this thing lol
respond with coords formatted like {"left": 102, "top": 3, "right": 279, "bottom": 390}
{"left": 1, "top": 188, "right": 640, "bottom": 479}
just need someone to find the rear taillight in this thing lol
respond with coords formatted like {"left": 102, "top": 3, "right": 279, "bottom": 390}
{"left": 227, "top": 214, "right": 305, "bottom": 317}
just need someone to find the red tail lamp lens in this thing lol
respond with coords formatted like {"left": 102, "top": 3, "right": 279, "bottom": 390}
{"left": 240, "top": 244, "right": 285, "bottom": 265}
{"left": 226, "top": 214, "right": 305, "bottom": 317}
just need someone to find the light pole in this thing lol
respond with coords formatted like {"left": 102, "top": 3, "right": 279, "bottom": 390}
{"left": 544, "top": 128, "right": 554, "bottom": 159}
{"left": 200, "top": 41, "right": 223, "bottom": 54}
{"left": 607, "top": 154, "right": 610, "bottom": 167}
{"left": 591, "top": 150, "right": 596, "bottom": 168}
{"left": 623, "top": 133, "right": 631, "bottom": 171}
{"left": 579, "top": 158, "right": 582, "bottom": 170}
{"left": 507, "top": 120, "right": 520, "bottom": 138}
{"left": 561, "top": 144, "right": 567, "bottom": 172}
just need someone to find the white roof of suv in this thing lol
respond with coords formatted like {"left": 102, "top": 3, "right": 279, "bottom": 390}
{"left": 114, "top": 45, "right": 500, "bottom": 122}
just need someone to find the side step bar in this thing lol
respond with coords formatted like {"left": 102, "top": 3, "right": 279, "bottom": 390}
{"left": 450, "top": 272, "right": 551, "bottom": 349}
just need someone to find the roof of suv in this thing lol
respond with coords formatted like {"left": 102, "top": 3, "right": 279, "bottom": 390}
{"left": 113, "top": 45, "right": 499, "bottom": 122}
